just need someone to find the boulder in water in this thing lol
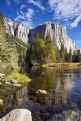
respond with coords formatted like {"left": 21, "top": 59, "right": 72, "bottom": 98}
{"left": 9, "top": 79, "right": 18, "bottom": 84}
{"left": 48, "top": 110, "right": 81, "bottom": 121}
{"left": 6, "top": 79, "right": 21, "bottom": 86}
{"left": 36, "top": 89, "right": 47, "bottom": 94}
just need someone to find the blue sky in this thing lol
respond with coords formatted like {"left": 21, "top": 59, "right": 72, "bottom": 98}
{"left": 0, "top": 0, "right": 81, "bottom": 50}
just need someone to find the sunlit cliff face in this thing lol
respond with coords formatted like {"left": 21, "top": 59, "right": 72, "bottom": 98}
{"left": 4, "top": 17, "right": 29, "bottom": 43}
{"left": 4, "top": 16, "right": 77, "bottom": 52}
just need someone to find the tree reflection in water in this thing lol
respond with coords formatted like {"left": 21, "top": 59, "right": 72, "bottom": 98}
{"left": 1, "top": 67, "right": 81, "bottom": 117}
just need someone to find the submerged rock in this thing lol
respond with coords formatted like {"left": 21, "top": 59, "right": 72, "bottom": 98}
{"left": 48, "top": 110, "right": 81, "bottom": 121}
{"left": 0, "top": 109, "right": 32, "bottom": 121}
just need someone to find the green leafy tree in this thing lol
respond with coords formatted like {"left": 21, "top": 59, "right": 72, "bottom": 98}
{"left": 45, "top": 40, "right": 56, "bottom": 63}
{"left": 27, "top": 35, "right": 56, "bottom": 65}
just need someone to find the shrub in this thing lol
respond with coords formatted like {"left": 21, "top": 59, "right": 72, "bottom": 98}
{"left": 4, "top": 72, "right": 31, "bottom": 84}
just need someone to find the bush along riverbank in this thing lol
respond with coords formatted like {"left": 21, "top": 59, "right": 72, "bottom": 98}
{"left": 2, "top": 72, "right": 31, "bottom": 86}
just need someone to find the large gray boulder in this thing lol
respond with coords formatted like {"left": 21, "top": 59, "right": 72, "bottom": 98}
{"left": 0, "top": 109, "right": 32, "bottom": 121}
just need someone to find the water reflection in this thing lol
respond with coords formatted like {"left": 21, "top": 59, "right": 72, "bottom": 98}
{"left": 10, "top": 86, "right": 28, "bottom": 107}
{"left": 0, "top": 67, "right": 81, "bottom": 117}
{"left": 2, "top": 86, "right": 29, "bottom": 116}
{"left": 28, "top": 67, "right": 81, "bottom": 109}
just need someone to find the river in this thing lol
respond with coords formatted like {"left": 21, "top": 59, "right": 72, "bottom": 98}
{"left": 0, "top": 66, "right": 81, "bottom": 118}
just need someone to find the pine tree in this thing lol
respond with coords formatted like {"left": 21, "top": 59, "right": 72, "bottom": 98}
{"left": 68, "top": 47, "right": 72, "bottom": 62}
{"left": 27, "top": 34, "right": 56, "bottom": 64}
{"left": 60, "top": 44, "right": 65, "bottom": 62}
{"left": 64, "top": 48, "right": 69, "bottom": 62}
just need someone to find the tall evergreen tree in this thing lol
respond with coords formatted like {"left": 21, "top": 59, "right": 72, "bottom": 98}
{"left": 76, "top": 50, "right": 81, "bottom": 62}
{"left": 27, "top": 35, "right": 56, "bottom": 64}
{"left": 64, "top": 48, "right": 69, "bottom": 62}
{"left": 68, "top": 47, "right": 72, "bottom": 62}
{"left": 60, "top": 44, "right": 65, "bottom": 62}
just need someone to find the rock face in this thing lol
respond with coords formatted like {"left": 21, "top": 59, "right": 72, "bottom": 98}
{"left": 3, "top": 16, "right": 77, "bottom": 52}
{"left": 0, "top": 109, "right": 32, "bottom": 121}
{"left": 29, "top": 22, "right": 77, "bottom": 52}
{"left": 4, "top": 17, "right": 29, "bottom": 43}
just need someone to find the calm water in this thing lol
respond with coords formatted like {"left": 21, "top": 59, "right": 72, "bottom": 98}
{"left": 27, "top": 67, "right": 81, "bottom": 109}
{"left": 0, "top": 66, "right": 81, "bottom": 117}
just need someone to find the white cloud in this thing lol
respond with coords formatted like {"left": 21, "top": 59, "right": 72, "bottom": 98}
{"left": 28, "top": 0, "right": 45, "bottom": 10}
{"left": 48, "top": 0, "right": 81, "bottom": 28}
{"left": 71, "top": 15, "right": 81, "bottom": 27}
{"left": 15, "top": 8, "right": 34, "bottom": 28}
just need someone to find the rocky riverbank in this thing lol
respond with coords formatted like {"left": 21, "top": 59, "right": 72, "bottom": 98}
{"left": 0, "top": 108, "right": 81, "bottom": 121}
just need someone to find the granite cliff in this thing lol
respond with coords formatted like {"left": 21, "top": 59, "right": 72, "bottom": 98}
{"left": 4, "top": 17, "right": 77, "bottom": 52}
{"left": 4, "top": 17, "right": 29, "bottom": 43}
{"left": 29, "top": 22, "right": 77, "bottom": 52}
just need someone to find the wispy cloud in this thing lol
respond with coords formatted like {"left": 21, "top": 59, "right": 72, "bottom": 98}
{"left": 28, "top": 0, "right": 45, "bottom": 10}
{"left": 48, "top": 0, "right": 81, "bottom": 28}
{"left": 15, "top": 8, "right": 34, "bottom": 28}
{"left": 71, "top": 15, "right": 81, "bottom": 27}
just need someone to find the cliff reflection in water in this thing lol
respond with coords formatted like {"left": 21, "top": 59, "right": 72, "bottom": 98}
{"left": 28, "top": 67, "right": 81, "bottom": 109}
{"left": 2, "top": 67, "right": 81, "bottom": 117}
{"left": 48, "top": 76, "right": 75, "bottom": 108}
